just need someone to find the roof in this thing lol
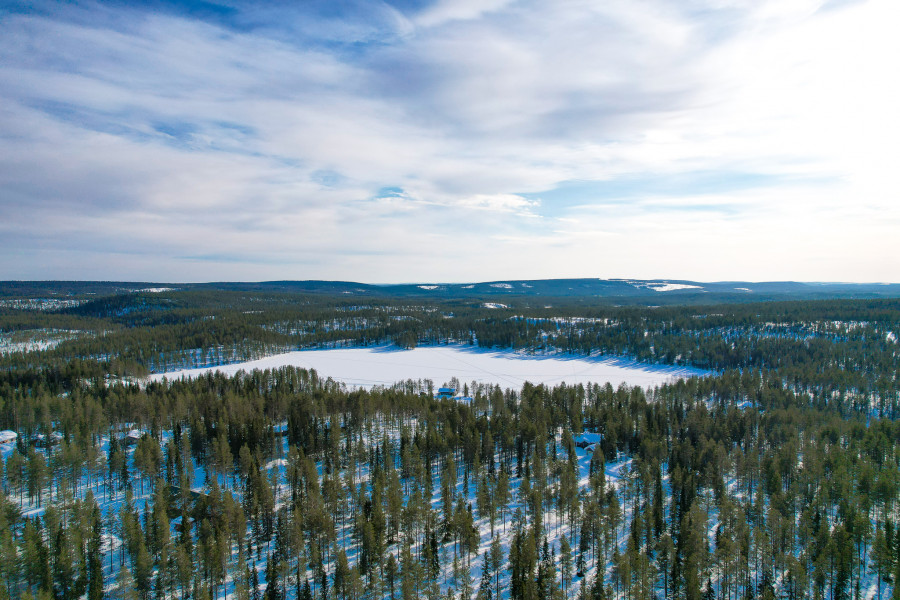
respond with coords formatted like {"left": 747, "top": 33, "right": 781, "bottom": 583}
{"left": 575, "top": 432, "right": 603, "bottom": 444}
{"left": 0, "top": 430, "right": 17, "bottom": 443}
{"left": 33, "top": 431, "right": 63, "bottom": 445}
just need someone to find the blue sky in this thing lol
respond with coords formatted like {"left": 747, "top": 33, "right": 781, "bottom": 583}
{"left": 1, "top": 0, "right": 898, "bottom": 282}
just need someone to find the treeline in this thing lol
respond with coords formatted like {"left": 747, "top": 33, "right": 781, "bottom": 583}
{"left": 2, "top": 293, "right": 898, "bottom": 418}
{"left": 2, "top": 365, "right": 900, "bottom": 600}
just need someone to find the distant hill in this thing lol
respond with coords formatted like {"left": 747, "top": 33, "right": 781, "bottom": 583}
{"left": 2, "top": 278, "right": 900, "bottom": 305}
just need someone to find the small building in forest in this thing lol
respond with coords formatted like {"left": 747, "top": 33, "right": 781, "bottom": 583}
{"left": 34, "top": 431, "right": 64, "bottom": 448}
{"left": 0, "top": 430, "right": 17, "bottom": 445}
{"left": 575, "top": 432, "right": 603, "bottom": 449}
{"left": 436, "top": 387, "right": 457, "bottom": 399}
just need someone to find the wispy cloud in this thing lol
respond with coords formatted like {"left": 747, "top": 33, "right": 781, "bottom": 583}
{"left": 0, "top": 0, "right": 897, "bottom": 282}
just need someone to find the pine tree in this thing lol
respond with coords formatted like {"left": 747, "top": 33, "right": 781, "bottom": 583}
{"left": 490, "top": 536, "right": 503, "bottom": 600}
{"left": 26, "top": 451, "right": 49, "bottom": 507}
{"left": 334, "top": 549, "right": 349, "bottom": 600}
{"left": 496, "top": 470, "right": 510, "bottom": 532}
{"left": 264, "top": 553, "right": 282, "bottom": 600}
{"left": 560, "top": 537, "right": 573, "bottom": 598}
{"left": 52, "top": 527, "right": 75, "bottom": 600}
{"left": 133, "top": 537, "right": 153, "bottom": 600}
{"left": 300, "top": 580, "right": 313, "bottom": 600}
{"left": 875, "top": 523, "right": 892, "bottom": 599}
{"left": 386, "top": 553, "right": 398, "bottom": 600}
{"left": 251, "top": 565, "right": 261, "bottom": 600}
{"left": 893, "top": 560, "right": 900, "bottom": 600}
{"left": 235, "top": 552, "right": 250, "bottom": 600}
{"left": 0, "top": 528, "right": 17, "bottom": 599}
{"left": 400, "top": 545, "right": 416, "bottom": 600}
{"left": 113, "top": 564, "right": 140, "bottom": 600}
{"left": 509, "top": 526, "right": 538, "bottom": 600}
{"left": 87, "top": 506, "right": 104, "bottom": 600}
{"left": 6, "top": 451, "right": 25, "bottom": 502}
{"left": 175, "top": 542, "right": 193, "bottom": 598}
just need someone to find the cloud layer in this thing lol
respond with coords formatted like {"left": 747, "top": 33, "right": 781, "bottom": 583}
{"left": 1, "top": 0, "right": 897, "bottom": 282}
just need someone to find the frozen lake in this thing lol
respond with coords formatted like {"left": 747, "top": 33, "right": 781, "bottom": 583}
{"left": 148, "top": 344, "right": 708, "bottom": 390}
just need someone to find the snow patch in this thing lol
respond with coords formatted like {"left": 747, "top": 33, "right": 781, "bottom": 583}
{"left": 0, "top": 298, "right": 85, "bottom": 311}
{"left": 648, "top": 283, "right": 702, "bottom": 292}
{"left": 622, "top": 280, "right": 702, "bottom": 292}
{"left": 489, "top": 283, "right": 513, "bottom": 289}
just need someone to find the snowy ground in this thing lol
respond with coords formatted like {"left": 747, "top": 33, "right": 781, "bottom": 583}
{"left": 148, "top": 344, "right": 708, "bottom": 389}
{"left": 0, "top": 328, "right": 82, "bottom": 355}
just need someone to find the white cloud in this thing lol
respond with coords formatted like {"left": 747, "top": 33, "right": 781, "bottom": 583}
{"left": 0, "top": 0, "right": 897, "bottom": 282}
{"left": 415, "top": 0, "right": 515, "bottom": 28}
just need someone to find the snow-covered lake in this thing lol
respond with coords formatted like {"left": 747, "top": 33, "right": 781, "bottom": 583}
{"left": 148, "top": 344, "right": 708, "bottom": 389}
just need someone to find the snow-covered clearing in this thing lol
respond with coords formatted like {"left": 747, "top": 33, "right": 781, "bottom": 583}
{"left": 0, "top": 329, "right": 82, "bottom": 355}
{"left": 647, "top": 283, "right": 702, "bottom": 292}
{"left": 148, "top": 344, "right": 708, "bottom": 389}
{"left": 622, "top": 280, "right": 703, "bottom": 292}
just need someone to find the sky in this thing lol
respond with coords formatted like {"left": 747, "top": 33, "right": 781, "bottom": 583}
{"left": 1, "top": 0, "right": 898, "bottom": 283}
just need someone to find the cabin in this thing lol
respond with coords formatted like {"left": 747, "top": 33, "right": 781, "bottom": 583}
{"left": 34, "top": 431, "right": 64, "bottom": 448}
{"left": 125, "top": 429, "right": 142, "bottom": 445}
{"left": 436, "top": 387, "right": 457, "bottom": 399}
{"left": 0, "top": 430, "right": 17, "bottom": 445}
{"left": 170, "top": 485, "right": 207, "bottom": 502}
{"left": 574, "top": 432, "right": 603, "bottom": 449}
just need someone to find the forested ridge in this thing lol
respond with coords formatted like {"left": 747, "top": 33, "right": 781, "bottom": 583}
{"left": 2, "top": 292, "right": 899, "bottom": 405}
{"left": 1, "top": 291, "right": 899, "bottom": 600}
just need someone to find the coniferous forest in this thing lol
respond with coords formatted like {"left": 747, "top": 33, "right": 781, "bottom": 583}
{"left": 1, "top": 288, "right": 900, "bottom": 600}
